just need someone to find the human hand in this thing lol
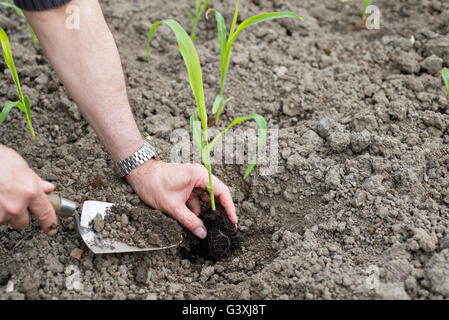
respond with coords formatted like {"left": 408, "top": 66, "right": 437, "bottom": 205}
{"left": 126, "top": 160, "right": 237, "bottom": 239}
{"left": 0, "top": 145, "right": 58, "bottom": 235}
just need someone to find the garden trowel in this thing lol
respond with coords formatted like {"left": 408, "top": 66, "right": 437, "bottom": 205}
{"left": 46, "top": 194, "right": 183, "bottom": 254}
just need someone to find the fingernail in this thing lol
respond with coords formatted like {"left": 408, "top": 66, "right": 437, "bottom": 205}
{"left": 193, "top": 227, "right": 207, "bottom": 239}
{"left": 47, "top": 224, "right": 58, "bottom": 236}
{"left": 43, "top": 181, "right": 55, "bottom": 189}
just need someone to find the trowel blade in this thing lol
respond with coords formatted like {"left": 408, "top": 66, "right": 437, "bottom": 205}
{"left": 79, "top": 200, "right": 182, "bottom": 254}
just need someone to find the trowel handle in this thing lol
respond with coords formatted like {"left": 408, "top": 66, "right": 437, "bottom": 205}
{"left": 46, "top": 194, "right": 78, "bottom": 217}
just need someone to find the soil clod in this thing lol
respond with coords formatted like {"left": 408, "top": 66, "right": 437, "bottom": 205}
{"left": 198, "top": 203, "right": 242, "bottom": 260}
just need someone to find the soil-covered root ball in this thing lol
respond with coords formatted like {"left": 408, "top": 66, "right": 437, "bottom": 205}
{"left": 198, "top": 203, "right": 242, "bottom": 260}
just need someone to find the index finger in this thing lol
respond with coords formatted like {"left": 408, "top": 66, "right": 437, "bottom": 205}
{"left": 191, "top": 165, "right": 237, "bottom": 224}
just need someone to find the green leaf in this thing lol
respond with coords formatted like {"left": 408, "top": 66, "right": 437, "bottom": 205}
{"left": 340, "top": 0, "right": 372, "bottom": 20}
{"left": 190, "top": 0, "right": 209, "bottom": 39}
{"left": 229, "top": 0, "right": 240, "bottom": 38}
{"left": 244, "top": 114, "right": 267, "bottom": 178}
{"left": 0, "top": 27, "right": 24, "bottom": 101}
{"left": 213, "top": 11, "right": 300, "bottom": 123}
{"left": 0, "top": 1, "right": 25, "bottom": 17}
{"left": 190, "top": 113, "right": 204, "bottom": 155}
{"left": 147, "top": 20, "right": 208, "bottom": 133}
{"left": 0, "top": 100, "right": 19, "bottom": 123}
{"left": 442, "top": 68, "right": 449, "bottom": 98}
{"left": 207, "top": 113, "right": 268, "bottom": 178}
{"left": 230, "top": 12, "right": 301, "bottom": 42}
{"left": 24, "top": 95, "right": 34, "bottom": 136}
{"left": 212, "top": 95, "right": 223, "bottom": 114}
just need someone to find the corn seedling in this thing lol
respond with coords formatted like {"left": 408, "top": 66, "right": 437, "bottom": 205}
{"left": 0, "top": 27, "right": 34, "bottom": 136}
{"left": 183, "top": 0, "right": 209, "bottom": 40}
{"left": 442, "top": 68, "right": 449, "bottom": 98}
{"left": 341, "top": 0, "right": 372, "bottom": 21}
{"left": 0, "top": 1, "right": 37, "bottom": 44}
{"left": 147, "top": 19, "right": 267, "bottom": 211}
{"left": 207, "top": 0, "right": 301, "bottom": 124}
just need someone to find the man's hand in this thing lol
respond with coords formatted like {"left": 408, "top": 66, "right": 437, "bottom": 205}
{"left": 0, "top": 145, "right": 58, "bottom": 235}
{"left": 126, "top": 160, "right": 237, "bottom": 239}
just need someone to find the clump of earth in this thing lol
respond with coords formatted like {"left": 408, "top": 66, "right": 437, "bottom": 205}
{"left": 90, "top": 205, "right": 183, "bottom": 249}
{"left": 197, "top": 203, "right": 242, "bottom": 260}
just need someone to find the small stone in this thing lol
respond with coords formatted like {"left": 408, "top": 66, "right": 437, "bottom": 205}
{"left": 328, "top": 130, "right": 351, "bottom": 153}
{"left": 120, "top": 214, "right": 129, "bottom": 226}
{"left": 70, "top": 248, "right": 83, "bottom": 260}
{"left": 351, "top": 130, "right": 371, "bottom": 153}
{"left": 317, "top": 117, "right": 335, "bottom": 138}
{"left": 274, "top": 66, "right": 287, "bottom": 77}
{"left": 92, "top": 213, "right": 104, "bottom": 233}
{"left": 6, "top": 280, "right": 14, "bottom": 293}
{"left": 420, "top": 54, "right": 443, "bottom": 75}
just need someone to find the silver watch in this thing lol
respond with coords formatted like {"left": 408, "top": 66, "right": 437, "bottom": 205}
{"left": 115, "top": 140, "right": 158, "bottom": 178}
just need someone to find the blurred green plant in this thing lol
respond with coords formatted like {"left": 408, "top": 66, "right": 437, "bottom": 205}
{"left": 207, "top": 0, "right": 301, "bottom": 124}
{"left": 183, "top": 0, "right": 209, "bottom": 40}
{"left": 341, "top": 0, "right": 372, "bottom": 21}
{"left": 147, "top": 19, "right": 267, "bottom": 210}
{"left": 442, "top": 68, "right": 449, "bottom": 98}
{"left": 0, "top": 1, "right": 37, "bottom": 44}
{"left": 0, "top": 27, "right": 34, "bottom": 136}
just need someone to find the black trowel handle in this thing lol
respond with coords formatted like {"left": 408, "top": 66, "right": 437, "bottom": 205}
{"left": 46, "top": 194, "right": 78, "bottom": 217}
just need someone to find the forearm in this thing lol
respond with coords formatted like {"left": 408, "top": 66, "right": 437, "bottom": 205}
{"left": 23, "top": 0, "right": 142, "bottom": 161}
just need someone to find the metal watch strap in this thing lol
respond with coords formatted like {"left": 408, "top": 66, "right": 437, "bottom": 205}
{"left": 115, "top": 140, "right": 157, "bottom": 178}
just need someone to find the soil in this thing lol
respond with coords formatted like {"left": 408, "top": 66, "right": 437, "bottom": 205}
{"left": 2, "top": 0, "right": 449, "bottom": 300}
{"left": 198, "top": 203, "right": 242, "bottom": 260}
{"left": 91, "top": 205, "right": 183, "bottom": 249}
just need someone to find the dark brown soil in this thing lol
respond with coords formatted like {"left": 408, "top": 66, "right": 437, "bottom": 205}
{"left": 91, "top": 205, "right": 183, "bottom": 248}
{"left": 198, "top": 203, "right": 242, "bottom": 260}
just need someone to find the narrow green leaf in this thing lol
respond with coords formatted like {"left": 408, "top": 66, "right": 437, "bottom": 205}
{"left": 206, "top": 113, "right": 268, "bottom": 178}
{"left": 212, "top": 95, "right": 223, "bottom": 114}
{"left": 24, "top": 95, "right": 34, "bottom": 136}
{"left": 244, "top": 114, "right": 267, "bottom": 178}
{"left": 230, "top": 12, "right": 301, "bottom": 42}
{"left": 147, "top": 20, "right": 208, "bottom": 133}
{"left": 0, "top": 100, "right": 19, "bottom": 123}
{"left": 229, "top": 0, "right": 240, "bottom": 37}
{"left": 0, "top": 27, "right": 23, "bottom": 102}
{"left": 191, "top": 0, "right": 209, "bottom": 39}
{"left": 0, "top": 1, "right": 24, "bottom": 17}
{"left": 442, "top": 68, "right": 449, "bottom": 98}
{"left": 190, "top": 113, "right": 204, "bottom": 155}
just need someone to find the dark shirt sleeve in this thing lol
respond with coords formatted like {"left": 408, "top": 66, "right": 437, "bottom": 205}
{"left": 13, "top": 0, "right": 72, "bottom": 11}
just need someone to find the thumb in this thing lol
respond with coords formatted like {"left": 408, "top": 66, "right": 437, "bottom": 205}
{"left": 40, "top": 180, "right": 55, "bottom": 193}
{"left": 172, "top": 204, "right": 207, "bottom": 239}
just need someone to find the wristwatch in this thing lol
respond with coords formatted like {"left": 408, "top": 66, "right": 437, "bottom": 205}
{"left": 115, "top": 140, "right": 158, "bottom": 178}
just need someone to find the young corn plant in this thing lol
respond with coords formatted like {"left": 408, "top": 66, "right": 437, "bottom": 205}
{"left": 147, "top": 20, "right": 267, "bottom": 211}
{"left": 0, "top": 27, "right": 34, "bottom": 136}
{"left": 183, "top": 0, "right": 209, "bottom": 40}
{"left": 0, "top": 1, "right": 37, "bottom": 44}
{"left": 207, "top": 0, "right": 301, "bottom": 124}
{"left": 442, "top": 67, "right": 449, "bottom": 98}
{"left": 341, "top": 0, "right": 372, "bottom": 21}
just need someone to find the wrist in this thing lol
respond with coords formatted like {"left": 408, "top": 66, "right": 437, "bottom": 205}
{"left": 125, "top": 158, "right": 161, "bottom": 185}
